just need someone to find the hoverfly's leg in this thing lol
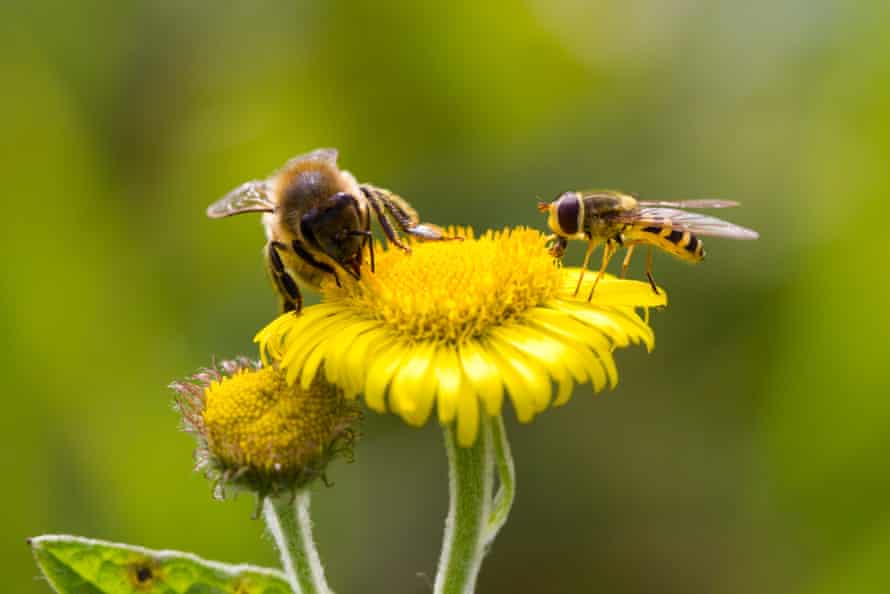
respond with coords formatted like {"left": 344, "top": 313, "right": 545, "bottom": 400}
{"left": 645, "top": 246, "right": 660, "bottom": 295}
{"left": 548, "top": 235, "right": 568, "bottom": 259}
{"left": 362, "top": 184, "right": 454, "bottom": 243}
{"left": 620, "top": 244, "right": 636, "bottom": 279}
{"left": 361, "top": 187, "right": 411, "bottom": 252}
{"left": 349, "top": 230, "right": 375, "bottom": 273}
{"left": 587, "top": 241, "right": 617, "bottom": 302}
{"left": 574, "top": 239, "right": 598, "bottom": 297}
{"left": 265, "top": 241, "right": 303, "bottom": 313}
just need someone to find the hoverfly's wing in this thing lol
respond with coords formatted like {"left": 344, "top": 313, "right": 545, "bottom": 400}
{"left": 636, "top": 199, "right": 739, "bottom": 209}
{"left": 206, "top": 180, "right": 275, "bottom": 218}
{"left": 280, "top": 147, "right": 339, "bottom": 171}
{"left": 619, "top": 207, "right": 759, "bottom": 239}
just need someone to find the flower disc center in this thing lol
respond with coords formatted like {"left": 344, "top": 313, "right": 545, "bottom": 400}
{"left": 324, "top": 228, "right": 562, "bottom": 343}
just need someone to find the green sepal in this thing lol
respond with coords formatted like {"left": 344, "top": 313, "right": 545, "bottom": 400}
{"left": 29, "top": 535, "right": 292, "bottom": 594}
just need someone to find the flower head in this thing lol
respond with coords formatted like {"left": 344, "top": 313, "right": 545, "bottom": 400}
{"left": 172, "top": 357, "right": 360, "bottom": 498}
{"left": 256, "top": 228, "right": 665, "bottom": 446}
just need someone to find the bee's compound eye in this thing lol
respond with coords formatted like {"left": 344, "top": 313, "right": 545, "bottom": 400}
{"left": 556, "top": 193, "right": 580, "bottom": 235}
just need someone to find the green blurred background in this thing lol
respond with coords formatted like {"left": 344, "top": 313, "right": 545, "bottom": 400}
{"left": 4, "top": 1, "right": 889, "bottom": 592}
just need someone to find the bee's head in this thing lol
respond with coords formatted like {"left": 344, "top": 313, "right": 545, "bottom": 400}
{"left": 300, "top": 193, "right": 366, "bottom": 279}
{"left": 539, "top": 191, "right": 582, "bottom": 237}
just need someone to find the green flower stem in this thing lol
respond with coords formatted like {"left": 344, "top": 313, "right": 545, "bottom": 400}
{"left": 434, "top": 414, "right": 516, "bottom": 594}
{"left": 487, "top": 415, "right": 515, "bottom": 543}
{"left": 262, "top": 491, "right": 332, "bottom": 594}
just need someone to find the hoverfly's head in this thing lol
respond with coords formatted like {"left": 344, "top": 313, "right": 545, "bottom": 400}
{"left": 300, "top": 192, "right": 366, "bottom": 280}
{"left": 539, "top": 191, "right": 582, "bottom": 237}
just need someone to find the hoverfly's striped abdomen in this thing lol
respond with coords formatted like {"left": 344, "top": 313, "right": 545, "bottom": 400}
{"left": 627, "top": 225, "right": 705, "bottom": 262}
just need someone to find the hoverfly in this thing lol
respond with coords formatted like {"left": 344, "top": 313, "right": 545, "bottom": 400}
{"left": 207, "top": 148, "right": 448, "bottom": 313}
{"left": 538, "top": 190, "right": 759, "bottom": 299}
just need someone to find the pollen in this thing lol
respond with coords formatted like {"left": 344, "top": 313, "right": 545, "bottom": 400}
{"left": 323, "top": 227, "right": 562, "bottom": 343}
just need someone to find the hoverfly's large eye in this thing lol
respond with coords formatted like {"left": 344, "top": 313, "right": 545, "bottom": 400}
{"left": 556, "top": 192, "right": 580, "bottom": 235}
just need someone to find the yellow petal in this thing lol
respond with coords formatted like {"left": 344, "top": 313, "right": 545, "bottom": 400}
{"left": 490, "top": 324, "right": 571, "bottom": 390}
{"left": 435, "top": 347, "right": 464, "bottom": 424}
{"left": 525, "top": 311, "right": 598, "bottom": 382}
{"left": 487, "top": 337, "right": 551, "bottom": 420}
{"left": 459, "top": 340, "right": 504, "bottom": 416}
{"left": 364, "top": 343, "right": 406, "bottom": 413}
{"left": 281, "top": 312, "right": 347, "bottom": 384}
{"left": 456, "top": 389, "right": 480, "bottom": 447}
{"left": 300, "top": 318, "right": 355, "bottom": 390}
{"left": 390, "top": 343, "right": 437, "bottom": 426}
{"left": 525, "top": 313, "right": 610, "bottom": 391}
{"left": 551, "top": 302, "right": 632, "bottom": 348}
{"left": 342, "top": 327, "right": 391, "bottom": 397}
{"left": 595, "top": 349, "right": 619, "bottom": 389}
{"left": 561, "top": 269, "right": 666, "bottom": 308}
{"left": 609, "top": 307, "right": 656, "bottom": 350}
{"left": 555, "top": 375, "right": 574, "bottom": 406}
{"left": 254, "top": 313, "right": 296, "bottom": 364}
{"left": 322, "top": 319, "right": 382, "bottom": 385}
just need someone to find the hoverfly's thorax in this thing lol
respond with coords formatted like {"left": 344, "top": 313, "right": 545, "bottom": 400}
{"left": 583, "top": 191, "right": 637, "bottom": 215}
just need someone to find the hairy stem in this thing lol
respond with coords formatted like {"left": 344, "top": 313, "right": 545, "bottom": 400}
{"left": 263, "top": 491, "right": 332, "bottom": 594}
{"left": 434, "top": 414, "right": 516, "bottom": 594}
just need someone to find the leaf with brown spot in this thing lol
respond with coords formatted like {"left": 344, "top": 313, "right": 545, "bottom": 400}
{"left": 29, "top": 535, "right": 291, "bottom": 594}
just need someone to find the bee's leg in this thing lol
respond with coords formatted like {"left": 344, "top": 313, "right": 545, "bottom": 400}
{"left": 266, "top": 241, "right": 303, "bottom": 313}
{"left": 587, "top": 241, "right": 617, "bottom": 301}
{"left": 361, "top": 184, "right": 454, "bottom": 243}
{"left": 361, "top": 187, "right": 411, "bottom": 251}
{"left": 349, "top": 230, "right": 375, "bottom": 273}
{"left": 290, "top": 236, "right": 346, "bottom": 290}
{"left": 290, "top": 239, "right": 342, "bottom": 287}
{"left": 645, "top": 246, "right": 660, "bottom": 295}
{"left": 620, "top": 244, "right": 636, "bottom": 278}
{"left": 574, "top": 238, "right": 598, "bottom": 297}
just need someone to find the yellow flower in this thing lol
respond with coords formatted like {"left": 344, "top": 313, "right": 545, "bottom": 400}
{"left": 256, "top": 228, "right": 665, "bottom": 447}
{"left": 172, "top": 357, "right": 360, "bottom": 498}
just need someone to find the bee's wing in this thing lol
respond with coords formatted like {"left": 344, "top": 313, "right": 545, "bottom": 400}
{"left": 280, "top": 147, "right": 339, "bottom": 171}
{"left": 620, "top": 207, "right": 760, "bottom": 240}
{"left": 636, "top": 199, "right": 740, "bottom": 209}
{"left": 206, "top": 180, "right": 276, "bottom": 219}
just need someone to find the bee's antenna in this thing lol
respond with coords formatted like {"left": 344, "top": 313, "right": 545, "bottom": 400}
{"left": 536, "top": 200, "right": 550, "bottom": 213}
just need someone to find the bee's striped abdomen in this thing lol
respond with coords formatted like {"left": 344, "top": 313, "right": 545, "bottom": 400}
{"left": 633, "top": 225, "right": 705, "bottom": 262}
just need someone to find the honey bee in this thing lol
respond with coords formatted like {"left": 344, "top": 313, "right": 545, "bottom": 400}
{"left": 538, "top": 190, "right": 759, "bottom": 299}
{"left": 207, "top": 148, "right": 448, "bottom": 313}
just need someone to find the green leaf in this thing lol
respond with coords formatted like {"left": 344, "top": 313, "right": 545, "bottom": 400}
{"left": 29, "top": 535, "right": 292, "bottom": 594}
